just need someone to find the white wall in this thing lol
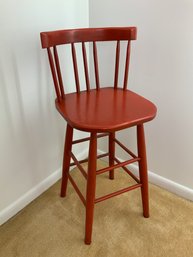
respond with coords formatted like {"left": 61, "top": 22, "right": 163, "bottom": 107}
{"left": 90, "top": 0, "right": 193, "bottom": 190}
{"left": 0, "top": 0, "right": 89, "bottom": 223}
{"left": 1, "top": 0, "right": 193, "bottom": 225}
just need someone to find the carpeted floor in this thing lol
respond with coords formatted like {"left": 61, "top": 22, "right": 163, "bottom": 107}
{"left": 0, "top": 161, "right": 193, "bottom": 257}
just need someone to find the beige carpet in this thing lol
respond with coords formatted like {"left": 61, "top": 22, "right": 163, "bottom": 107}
{"left": 0, "top": 161, "right": 193, "bottom": 257}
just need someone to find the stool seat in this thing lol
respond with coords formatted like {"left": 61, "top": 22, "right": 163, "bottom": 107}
{"left": 56, "top": 87, "right": 157, "bottom": 132}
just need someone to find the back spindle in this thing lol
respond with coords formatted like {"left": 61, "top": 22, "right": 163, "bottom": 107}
{"left": 114, "top": 40, "right": 120, "bottom": 89}
{"left": 47, "top": 48, "right": 61, "bottom": 101}
{"left": 93, "top": 41, "right": 100, "bottom": 90}
{"left": 53, "top": 46, "right": 65, "bottom": 98}
{"left": 71, "top": 43, "right": 80, "bottom": 93}
{"left": 123, "top": 41, "right": 131, "bottom": 90}
{"left": 82, "top": 42, "right": 90, "bottom": 91}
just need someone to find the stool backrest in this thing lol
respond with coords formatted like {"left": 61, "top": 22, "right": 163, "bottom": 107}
{"left": 40, "top": 27, "right": 137, "bottom": 102}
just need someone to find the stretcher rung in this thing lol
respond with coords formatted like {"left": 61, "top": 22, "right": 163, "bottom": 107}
{"left": 95, "top": 183, "right": 142, "bottom": 204}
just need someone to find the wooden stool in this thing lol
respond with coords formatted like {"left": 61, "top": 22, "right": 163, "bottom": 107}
{"left": 40, "top": 27, "right": 157, "bottom": 244}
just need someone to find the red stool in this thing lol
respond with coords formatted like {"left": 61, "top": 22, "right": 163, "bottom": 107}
{"left": 40, "top": 27, "right": 157, "bottom": 244}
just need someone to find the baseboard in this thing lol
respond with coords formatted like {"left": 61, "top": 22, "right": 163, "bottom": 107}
{"left": 97, "top": 150, "right": 193, "bottom": 202}
{"left": 131, "top": 164, "right": 193, "bottom": 201}
{"left": 0, "top": 149, "right": 88, "bottom": 226}
{"left": 0, "top": 167, "right": 62, "bottom": 226}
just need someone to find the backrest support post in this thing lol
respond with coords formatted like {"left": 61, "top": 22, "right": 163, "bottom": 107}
{"left": 53, "top": 46, "right": 65, "bottom": 98}
{"left": 47, "top": 48, "right": 61, "bottom": 101}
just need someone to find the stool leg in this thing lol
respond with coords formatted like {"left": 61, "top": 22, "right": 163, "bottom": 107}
{"left": 137, "top": 124, "right": 149, "bottom": 218}
{"left": 60, "top": 124, "right": 73, "bottom": 197}
{"left": 109, "top": 132, "right": 115, "bottom": 179}
{"left": 85, "top": 133, "right": 97, "bottom": 245}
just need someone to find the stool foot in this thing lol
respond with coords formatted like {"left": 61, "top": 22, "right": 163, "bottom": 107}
{"left": 143, "top": 213, "right": 150, "bottom": 218}
{"left": 84, "top": 239, "right": 91, "bottom": 245}
{"left": 109, "top": 172, "right": 114, "bottom": 180}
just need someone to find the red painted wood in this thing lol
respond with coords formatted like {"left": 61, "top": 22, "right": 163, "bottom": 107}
{"left": 93, "top": 41, "right": 100, "bottom": 90}
{"left": 114, "top": 138, "right": 137, "bottom": 159}
{"left": 85, "top": 133, "right": 97, "bottom": 245}
{"left": 40, "top": 27, "right": 137, "bottom": 48}
{"left": 71, "top": 43, "right": 80, "bottom": 93}
{"left": 68, "top": 173, "right": 86, "bottom": 206}
{"left": 41, "top": 27, "right": 138, "bottom": 95}
{"left": 55, "top": 88, "right": 157, "bottom": 132}
{"left": 47, "top": 48, "right": 61, "bottom": 101}
{"left": 72, "top": 133, "right": 108, "bottom": 144}
{"left": 109, "top": 132, "right": 115, "bottom": 179}
{"left": 96, "top": 157, "right": 140, "bottom": 175}
{"left": 60, "top": 124, "right": 73, "bottom": 197}
{"left": 40, "top": 27, "right": 157, "bottom": 245}
{"left": 114, "top": 157, "right": 140, "bottom": 184}
{"left": 70, "top": 152, "right": 88, "bottom": 179}
{"left": 82, "top": 42, "right": 90, "bottom": 91}
{"left": 53, "top": 46, "right": 65, "bottom": 98}
{"left": 137, "top": 124, "right": 149, "bottom": 218}
{"left": 114, "top": 41, "right": 120, "bottom": 88}
{"left": 70, "top": 152, "right": 109, "bottom": 167}
{"left": 123, "top": 41, "right": 131, "bottom": 90}
{"left": 95, "top": 183, "right": 142, "bottom": 204}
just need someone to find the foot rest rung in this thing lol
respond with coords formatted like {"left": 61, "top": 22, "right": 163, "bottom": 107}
{"left": 96, "top": 157, "right": 140, "bottom": 175}
{"left": 94, "top": 183, "right": 142, "bottom": 203}
{"left": 114, "top": 138, "right": 137, "bottom": 159}
{"left": 70, "top": 152, "right": 88, "bottom": 179}
{"left": 68, "top": 174, "right": 86, "bottom": 206}
{"left": 114, "top": 157, "right": 140, "bottom": 184}
{"left": 70, "top": 153, "right": 109, "bottom": 167}
{"left": 72, "top": 133, "right": 109, "bottom": 144}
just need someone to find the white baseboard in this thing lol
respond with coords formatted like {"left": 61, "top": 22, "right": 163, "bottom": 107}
{"left": 98, "top": 150, "right": 193, "bottom": 202}
{"left": 0, "top": 149, "right": 88, "bottom": 226}
{"left": 0, "top": 168, "right": 62, "bottom": 226}
{"left": 137, "top": 165, "right": 193, "bottom": 201}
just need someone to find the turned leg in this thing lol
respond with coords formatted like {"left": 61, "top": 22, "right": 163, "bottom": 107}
{"left": 137, "top": 124, "right": 149, "bottom": 218}
{"left": 109, "top": 132, "right": 115, "bottom": 180}
{"left": 85, "top": 132, "right": 97, "bottom": 244}
{"left": 60, "top": 124, "right": 73, "bottom": 197}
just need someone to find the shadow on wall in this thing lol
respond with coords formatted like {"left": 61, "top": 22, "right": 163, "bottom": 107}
{"left": 0, "top": 47, "right": 64, "bottom": 209}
